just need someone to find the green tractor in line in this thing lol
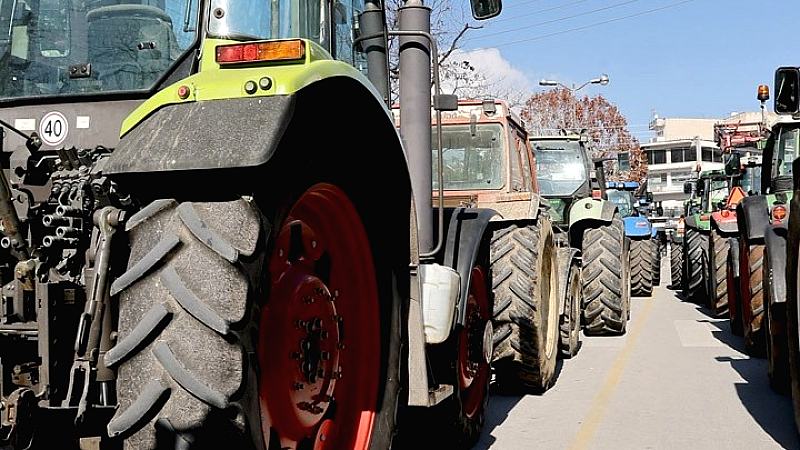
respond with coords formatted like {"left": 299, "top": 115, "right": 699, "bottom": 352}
{"left": 681, "top": 169, "right": 730, "bottom": 309}
{"left": 736, "top": 85, "right": 795, "bottom": 380}
{"left": 532, "top": 134, "right": 631, "bottom": 336}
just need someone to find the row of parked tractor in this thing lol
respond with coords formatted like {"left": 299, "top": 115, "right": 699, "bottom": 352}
{"left": 422, "top": 98, "right": 663, "bottom": 398}
{"left": 0, "top": 0, "right": 671, "bottom": 444}
{"left": 667, "top": 67, "right": 800, "bottom": 435}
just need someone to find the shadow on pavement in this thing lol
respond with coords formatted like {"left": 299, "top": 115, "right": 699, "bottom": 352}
{"left": 715, "top": 354, "right": 800, "bottom": 450}
{"left": 471, "top": 358, "right": 567, "bottom": 449}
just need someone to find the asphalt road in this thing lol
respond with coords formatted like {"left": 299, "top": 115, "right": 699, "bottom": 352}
{"left": 476, "top": 253, "right": 800, "bottom": 450}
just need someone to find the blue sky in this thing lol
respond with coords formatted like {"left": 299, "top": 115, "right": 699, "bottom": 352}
{"left": 457, "top": 0, "right": 798, "bottom": 142}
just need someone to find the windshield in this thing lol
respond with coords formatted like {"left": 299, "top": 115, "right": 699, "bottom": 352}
{"left": 775, "top": 125, "right": 799, "bottom": 179}
{"left": 607, "top": 190, "right": 634, "bottom": 217}
{"left": 432, "top": 123, "right": 505, "bottom": 191}
{"left": 702, "top": 179, "right": 728, "bottom": 212}
{"left": 533, "top": 140, "right": 587, "bottom": 197}
{"left": 0, "top": 0, "right": 198, "bottom": 100}
{"left": 208, "top": 0, "right": 366, "bottom": 69}
{"left": 740, "top": 166, "right": 761, "bottom": 195}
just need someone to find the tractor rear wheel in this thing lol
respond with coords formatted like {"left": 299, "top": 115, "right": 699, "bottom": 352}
{"left": 652, "top": 240, "right": 662, "bottom": 287}
{"left": 629, "top": 238, "right": 654, "bottom": 297}
{"left": 559, "top": 261, "right": 581, "bottom": 358}
{"left": 582, "top": 213, "right": 628, "bottom": 335}
{"left": 491, "top": 220, "right": 559, "bottom": 392}
{"left": 728, "top": 238, "right": 743, "bottom": 336}
{"left": 786, "top": 217, "right": 800, "bottom": 433}
{"left": 708, "top": 228, "right": 730, "bottom": 317}
{"left": 683, "top": 228, "right": 708, "bottom": 304}
{"left": 742, "top": 243, "right": 767, "bottom": 358}
{"left": 764, "top": 240, "right": 789, "bottom": 395}
{"left": 108, "top": 184, "right": 398, "bottom": 450}
{"left": 670, "top": 239, "right": 683, "bottom": 289}
{"left": 442, "top": 265, "right": 492, "bottom": 448}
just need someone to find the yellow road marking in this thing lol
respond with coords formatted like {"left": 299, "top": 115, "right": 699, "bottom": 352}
{"left": 568, "top": 296, "right": 656, "bottom": 450}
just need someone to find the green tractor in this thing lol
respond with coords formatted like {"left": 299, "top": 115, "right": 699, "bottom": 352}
{"left": 681, "top": 169, "right": 729, "bottom": 308}
{"left": 0, "top": 0, "right": 513, "bottom": 447}
{"left": 532, "top": 134, "right": 631, "bottom": 336}
{"left": 737, "top": 87, "right": 795, "bottom": 372}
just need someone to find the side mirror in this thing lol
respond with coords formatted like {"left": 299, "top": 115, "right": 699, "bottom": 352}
{"left": 683, "top": 181, "right": 694, "bottom": 194}
{"left": 775, "top": 67, "right": 800, "bottom": 115}
{"left": 646, "top": 191, "right": 654, "bottom": 202}
{"left": 471, "top": 0, "right": 501, "bottom": 20}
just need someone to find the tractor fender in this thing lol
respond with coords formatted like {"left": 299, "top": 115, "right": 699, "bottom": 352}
{"left": 684, "top": 214, "right": 698, "bottom": 230}
{"left": 105, "top": 75, "right": 395, "bottom": 180}
{"left": 568, "top": 198, "right": 616, "bottom": 228}
{"left": 556, "top": 245, "right": 580, "bottom": 316}
{"left": 106, "top": 94, "right": 296, "bottom": 175}
{"left": 764, "top": 223, "right": 788, "bottom": 306}
{"left": 567, "top": 198, "right": 617, "bottom": 249}
{"left": 711, "top": 211, "right": 738, "bottom": 234}
{"left": 737, "top": 195, "right": 770, "bottom": 243}
{"left": 623, "top": 216, "right": 651, "bottom": 238}
{"left": 441, "top": 207, "right": 502, "bottom": 327}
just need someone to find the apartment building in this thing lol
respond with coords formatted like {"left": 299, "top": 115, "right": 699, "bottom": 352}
{"left": 641, "top": 111, "right": 772, "bottom": 216}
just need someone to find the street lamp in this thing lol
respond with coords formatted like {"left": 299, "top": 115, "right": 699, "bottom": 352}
{"left": 538, "top": 73, "right": 610, "bottom": 92}
{"left": 538, "top": 74, "right": 610, "bottom": 133}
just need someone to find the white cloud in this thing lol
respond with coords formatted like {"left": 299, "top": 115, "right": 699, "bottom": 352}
{"left": 447, "top": 47, "right": 532, "bottom": 100}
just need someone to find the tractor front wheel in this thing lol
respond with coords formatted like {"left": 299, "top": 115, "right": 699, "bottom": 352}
{"left": 741, "top": 242, "right": 766, "bottom": 358}
{"left": 683, "top": 228, "right": 709, "bottom": 305}
{"left": 630, "top": 238, "right": 654, "bottom": 297}
{"left": 582, "top": 214, "right": 629, "bottom": 335}
{"left": 708, "top": 228, "right": 730, "bottom": 317}
{"left": 559, "top": 261, "right": 581, "bottom": 358}
{"left": 491, "top": 221, "right": 559, "bottom": 392}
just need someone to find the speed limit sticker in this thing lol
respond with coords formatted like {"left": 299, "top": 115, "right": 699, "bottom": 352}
{"left": 39, "top": 111, "right": 68, "bottom": 147}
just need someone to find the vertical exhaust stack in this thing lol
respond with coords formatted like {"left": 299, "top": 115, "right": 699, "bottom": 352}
{"left": 398, "top": 0, "right": 433, "bottom": 255}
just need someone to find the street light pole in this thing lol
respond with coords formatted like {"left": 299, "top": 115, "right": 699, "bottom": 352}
{"left": 539, "top": 74, "right": 610, "bottom": 132}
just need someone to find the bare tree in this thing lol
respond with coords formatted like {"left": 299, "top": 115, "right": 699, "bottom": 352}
{"left": 520, "top": 87, "right": 647, "bottom": 183}
{"left": 384, "top": 0, "right": 481, "bottom": 101}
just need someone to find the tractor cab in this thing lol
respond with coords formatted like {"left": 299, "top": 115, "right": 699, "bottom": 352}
{"left": 531, "top": 134, "right": 596, "bottom": 225}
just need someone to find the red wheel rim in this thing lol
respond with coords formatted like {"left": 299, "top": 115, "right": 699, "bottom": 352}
{"left": 259, "top": 183, "right": 381, "bottom": 449}
{"left": 458, "top": 266, "right": 490, "bottom": 419}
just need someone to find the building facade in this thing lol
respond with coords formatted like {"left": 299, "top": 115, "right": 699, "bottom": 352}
{"left": 641, "top": 111, "right": 773, "bottom": 217}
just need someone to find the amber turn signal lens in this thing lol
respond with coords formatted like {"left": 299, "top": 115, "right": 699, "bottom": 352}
{"left": 216, "top": 40, "right": 306, "bottom": 65}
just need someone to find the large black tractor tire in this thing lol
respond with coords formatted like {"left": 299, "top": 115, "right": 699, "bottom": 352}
{"left": 559, "top": 260, "right": 581, "bottom": 359}
{"left": 683, "top": 228, "right": 709, "bottom": 305}
{"left": 670, "top": 239, "right": 683, "bottom": 290}
{"left": 405, "top": 264, "right": 492, "bottom": 450}
{"left": 491, "top": 220, "right": 559, "bottom": 392}
{"left": 742, "top": 243, "right": 767, "bottom": 358}
{"left": 728, "top": 238, "right": 743, "bottom": 336}
{"left": 107, "top": 186, "right": 400, "bottom": 449}
{"left": 652, "top": 240, "right": 662, "bottom": 287}
{"left": 764, "top": 240, "right": 790, "bottom": 395}
{"left": 708, "top": 228, "right": 730, "bottom": 318}
{"left": 786, "top": 209, "right": 800, "bottom": 433}
{"left": 582, "top": 213, "right": 629, "bottom": 335}
{"left": 629, "top": 238, "right": 654, "bottom": 297}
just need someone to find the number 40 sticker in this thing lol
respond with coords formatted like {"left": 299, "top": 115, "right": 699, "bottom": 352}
{"left": 39, "top": 111, "right": 68, "bottom": 147}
